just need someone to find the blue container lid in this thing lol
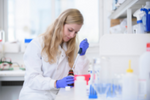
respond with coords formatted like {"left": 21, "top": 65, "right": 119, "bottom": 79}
{"left": 137, "top": 20, "right": 142, "bottom": 24}
{"left": 25, "top": 39, "right": 33, "bottom": 43}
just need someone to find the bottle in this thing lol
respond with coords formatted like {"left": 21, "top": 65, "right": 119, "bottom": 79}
{"left": 139, "top": 43, "right": 150, "bottom": 100}
{"left": 0, "top": 30, "right": 4, "bottom": 59}
{"left": 0, "top": 40, "right": 3, "bottom": 52}
{"left": 68, "top": 69, "right": 74, "bottom": 86}
{"left": 133, "top": 8, "right": 145, "bottom": 34}
{"left": 141, "top": 1, "right": 150, "bottom": 33}
{"left": 74, "top": 76, "right": 87, "bottom": 100}
{"left": 122, "top": 60, "right": 138, "bottom": 100}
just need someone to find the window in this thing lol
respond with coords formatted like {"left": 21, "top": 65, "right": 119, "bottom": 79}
{"left": 8, "top": 0, "right": 52, "bottom": 42}
{"left": 7, "top": 0, "right": 99, "bottom": 44}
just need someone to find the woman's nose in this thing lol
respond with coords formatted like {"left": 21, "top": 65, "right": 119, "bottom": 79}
{"left": 70, "top": 32, "right": 75, "bottom": 38}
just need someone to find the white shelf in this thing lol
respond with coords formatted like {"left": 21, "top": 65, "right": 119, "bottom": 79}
{"left": 4, "top": 52, "right": 24, "bottom": 54}
{"left": 109, "top": 0, "right": 149, "bottom": 19}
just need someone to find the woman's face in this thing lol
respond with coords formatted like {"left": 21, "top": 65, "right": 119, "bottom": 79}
{"left": 63, "top": 23, "right": 82, "bottom": 42}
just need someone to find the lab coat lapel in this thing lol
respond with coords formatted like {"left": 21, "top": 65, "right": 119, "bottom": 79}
{"left": 58, "top": 43, "right": 67, "bottom": 64}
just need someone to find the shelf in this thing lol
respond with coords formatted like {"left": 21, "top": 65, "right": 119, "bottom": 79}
{"left": 2, "top": 52, "right": 24, "bottom": 54}
{"left": 109, "top": 0, "right": 149, "bottom": 19}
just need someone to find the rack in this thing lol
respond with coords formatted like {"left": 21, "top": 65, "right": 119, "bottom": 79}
{"left": 109, "top": 0, "right": 149, "bottom": 19}
{"left": 109, "top": 0, "right": 149, "bottom": 33}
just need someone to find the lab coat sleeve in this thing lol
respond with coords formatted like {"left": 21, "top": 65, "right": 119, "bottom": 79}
{"left": 24, "top": 39, "right": 56, "bottom": 90}
{"left": 73, "top": 55, "right": 90, "bottom": 75}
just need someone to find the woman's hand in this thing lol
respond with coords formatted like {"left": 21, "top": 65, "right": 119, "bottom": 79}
{"left": 79, "top": 39, "right": 89, "bottom": 56}
{"left": 56, "top": 76, "right": 74, "bottom": 88}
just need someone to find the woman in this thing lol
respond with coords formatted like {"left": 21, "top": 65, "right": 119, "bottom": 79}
{"left": 19, "top": 9, "right": 89, "bottom": 100}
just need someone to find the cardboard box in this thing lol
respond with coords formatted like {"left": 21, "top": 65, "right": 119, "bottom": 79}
{"left": 110, "top": 19, "right": 121, "bottom": 27}
{"left": 110, "top": 18, "right": 137, "bottom": 27}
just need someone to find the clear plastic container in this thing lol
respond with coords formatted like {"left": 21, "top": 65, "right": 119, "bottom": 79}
{"left": 139, "top": 43, "right": 150, "bottom": 100}
{"left": 97, "top": 57, "right": 111, "bottom": 99}
{"left": 74, "top": 76, "right": 87, "bottom": 100}
{"left": 0, "top": 30, "right": 4, "bottom": 59}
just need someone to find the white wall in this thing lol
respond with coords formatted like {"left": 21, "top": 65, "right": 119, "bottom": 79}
{"left": 0, "top": 0, "right": 8, "bottom": 41}
{"left": 100, "top": 34, "right": 150, "bottom": 77}
{"left": 103, "top": 0, "right": 112, "bottom": 35}
{"left": 0, "top": 0, "right": 4, "bottom": 30}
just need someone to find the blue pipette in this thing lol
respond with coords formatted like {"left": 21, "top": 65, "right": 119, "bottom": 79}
{"left": 72, "top": 39, "right": 87, "bottom": 70}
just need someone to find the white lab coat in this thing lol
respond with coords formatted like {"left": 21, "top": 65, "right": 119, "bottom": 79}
{"left": 19, "top": 36, "right": 89, "bottom": 100}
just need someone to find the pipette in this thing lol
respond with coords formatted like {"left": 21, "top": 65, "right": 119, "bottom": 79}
{"left": 72, "top": 48, "right": 82, "bottom": 70}
{"left": 72, "top": 39, "right": 88, "bottom": 70}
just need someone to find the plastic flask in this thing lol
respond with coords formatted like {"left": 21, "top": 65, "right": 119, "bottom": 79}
{"left": 139, "top": 43, "right": 150, "bottom": 100}
{"left": 74, "top": 76, "right": 87, "bottom": 100}
{"left": 98, "top": 57, "right": 111, "bottom": 99}
{"left": 122, "top": 60, "right": 138, "bottom": 100}
{"left": 88, "top": 59, "right": 98, "bottom": 99}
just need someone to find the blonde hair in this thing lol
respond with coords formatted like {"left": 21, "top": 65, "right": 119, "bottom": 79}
{"left": 41, "top": 9, "right": 83, "bottom": 68}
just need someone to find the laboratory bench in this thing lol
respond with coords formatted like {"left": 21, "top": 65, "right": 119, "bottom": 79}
{"left": 55, "top": 88, "right": 99, "bottom": 100}
{"left": 0, "top": 70, "right": 25, "bottom": 81}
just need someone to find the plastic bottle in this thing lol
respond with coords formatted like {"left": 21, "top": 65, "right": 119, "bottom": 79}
{"left": 139, "top": 43, "right": 150, "bottom": 100}
{"left": 133, "top": 8, "right": 145, "bottom": 34}
{"left": 122, "top": 60, "right": 138, "bottom": 100}
{"left": 68, "top": 69, "right": 74, "bottom": 86}
{"left": 0, "top": 40, "right": 3, "bottom": 52}
{"left": 144, "top": 1, "right": 150, "bottom": 9}
{"left": 141, "top": 1, "right": 150, "bottom": 33}
{"left": 74, "top": 76, "right": 87, "bottom": 100}
{"left": 0, "top": 30, "right": 4, "bottom": 59}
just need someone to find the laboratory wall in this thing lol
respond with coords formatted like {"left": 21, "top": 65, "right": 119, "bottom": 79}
{"left": 100, "top": 34, "right": 150, "bottom": 77}
{"left": 0, "top": 0, "right": 4, "bottom": 30}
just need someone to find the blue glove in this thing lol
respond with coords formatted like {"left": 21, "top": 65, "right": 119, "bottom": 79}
{"left": 79, "top": 39, "right": 89, "bottom": 56}
{"left": 56, "top": 76, "right": 74, "bottom": 88}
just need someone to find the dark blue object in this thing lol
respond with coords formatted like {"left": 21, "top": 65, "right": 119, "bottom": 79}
{"left": 137, "top": 20, "right": 142, "bottom": 24}
{"left": 25, "top": 39, "right": 33, "bottom": 43}
{"left": 141, "top": 8, "right": 150, "bottom": 33}
{"left": 89, "top": 85, "right": 98, "bottom": 99}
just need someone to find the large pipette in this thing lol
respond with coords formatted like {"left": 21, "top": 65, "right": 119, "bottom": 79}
{"left": 72, "top": 39, "right": 88, "bottom": 70}
{"left": 72, "top": 48, "right": 82, "bottom": 70}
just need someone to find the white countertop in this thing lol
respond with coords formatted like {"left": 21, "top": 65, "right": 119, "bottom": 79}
{"left": 55, "top": 88, "right": 75, "bottom": 100}
{"left": 55, "top": 88, "right": 99, "bottom": 100}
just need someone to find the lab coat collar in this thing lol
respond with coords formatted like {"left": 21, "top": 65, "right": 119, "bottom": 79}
{"left": 58, "top": 42, "right": 67, "bottom": 52}
{"left": 62, "top": 42, "right": 67, "bottom": 51}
